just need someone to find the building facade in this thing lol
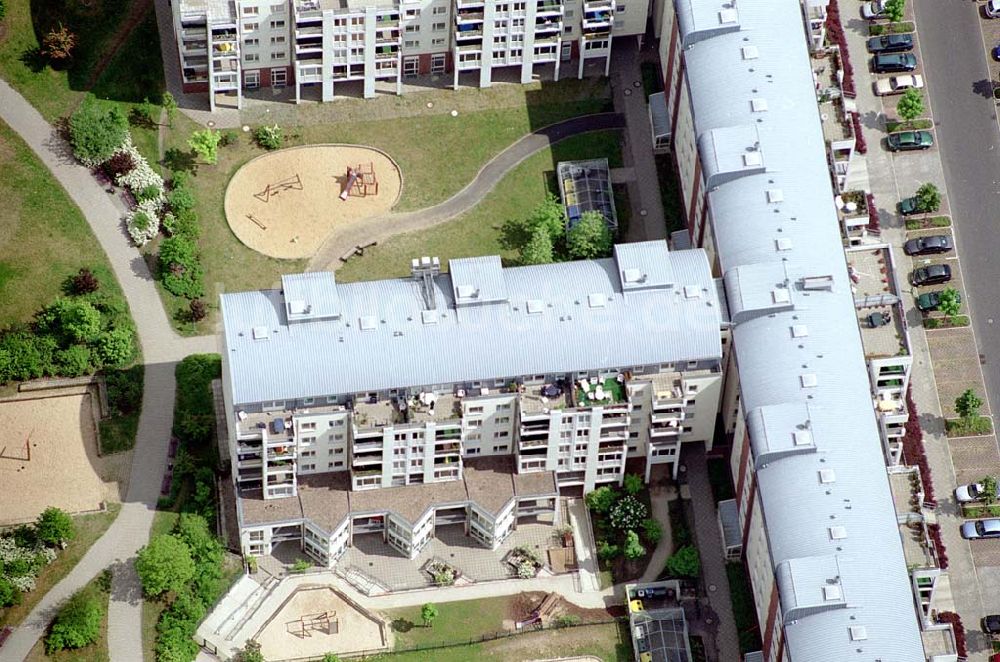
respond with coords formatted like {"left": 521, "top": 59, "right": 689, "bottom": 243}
{"left": 172, "top": 0, "right": 649, "bottom": 109}
{"left": 221, "top": 242, "right": 724, "bottom": 564}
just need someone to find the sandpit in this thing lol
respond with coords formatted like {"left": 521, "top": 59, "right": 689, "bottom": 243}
{"left": 255, "top": 586, "right": 389, "bottom": 660}
{"left": 0, "top": 393, "right": 109, "bottom": 525}
{"left": 224, "top": 144, "right": 402, "bottom": 260}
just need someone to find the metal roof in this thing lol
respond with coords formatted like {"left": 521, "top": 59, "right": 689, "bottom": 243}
{"left": 220, "top": 242, "right": 722, "bottom": 405}
{"left": 681, "top": 0, "right": 924, "bottom": 658}
{"left": 281, "top": 272, "right": 341, "bottom": 322}
{"left": 649, "top": 92, "right": 670, "bottom": 139}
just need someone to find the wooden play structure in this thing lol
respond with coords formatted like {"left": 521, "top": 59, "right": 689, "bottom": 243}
{"left": 340, "top": 162, "right": 379, "bottom": 200}
{"left": 286, "top": 610, "right": 338, "bottom": 639}
{"left": 254, "top": 173, "right": 304, "bottom": 204}
{"left": 0, "top": 431, "right": 31, "bottom": 462}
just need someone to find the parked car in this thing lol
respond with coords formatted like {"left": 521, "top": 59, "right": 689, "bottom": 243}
{"left": 993, "top": 44, "right": 1000, "bottom": 61}
{"left": 956, "top": 481, "right": 996, "bottom": 503}
{"left": 862, "top": 0, "right": 887, "bottom": 19}
{"left": 986, "top": 0, "right": 1000, "bottom": 18}
{"left": 903, "top": 235, "right": 952, "bottom": 256}
{"left": 961, "top": 518, "right": 1000, "bottom": 539}
{"left": 911, "top": 264, "right": 951, "bottom": 287}
{"left": 985, "top": 615, "right": 1000, "bottom": 635}
{"left": 873, "top": 53, "right": 918, "bottom": 73}
{"left": 874, "top": 74, "right": 924, "bottom": 96}
{"left": 898, "top": 196, "right": 921, "bottom": 215}
{"left": 867, "top": 34, "right": 914, "bottom": 54}
{"left": 916, "top": 290, "right": 961, "bottom": 312}
{"left": 887, "top": 130, "right": 934, "bottom": 152}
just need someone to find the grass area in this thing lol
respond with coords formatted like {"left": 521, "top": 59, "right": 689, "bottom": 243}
{"left": 377, "top": 619, "right": 630, "bottom": 662}
{"left": 963, "top": 504, "right": 1000, "bottom": 518}
{"left": 945, "top": 415, "right": 993, "bottom": 437}
{"left": 24, "top": 571, "right": 111, "bottom": 662}
{"left": 906, "top": 215, "right": 951, "bottom": 231}
{"left": 387, "top": 597, "right": 512, "bottom": 647}
{"left": 0, "top": 118, "right": 128, "bottom": 327}
{"left": 706, "top": 458, "right": 734, "bottom": 503}
{"left": 654, "top": 154, "right": 685, "bottom": 234}
{"left": 0, "top": 504, "right": 121, "bottom": 628}
{"left": 97, "top": 365, "right": 144, "bottom": 454}
{"left": 885, "top": 119, "right": 934, "bottom": 133}
{"left": 640, "top": 61, "right": 662, "bottom": 99}
{"left": 577, "top": 377, "right": 627, "bottom": 407}
{"left": 335, "top": 129, "right": 623, "bottom": 282}
{"left": 725, "top": 562, "right": 762, "bottom": 654}
{"left": 924, "top": 315, "right": 970, "bottom": 330}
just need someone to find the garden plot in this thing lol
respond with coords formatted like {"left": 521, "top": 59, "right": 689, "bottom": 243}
{"left": 0, "top": 392, "right": 113, "bottom": 525}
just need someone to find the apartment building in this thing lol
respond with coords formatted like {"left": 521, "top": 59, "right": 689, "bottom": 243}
{"left": 220, "top": 242, "right": 723, "bottom": 563}
{"left": 171, "top": 0, "right": 648, "bottom": 108}
{"left": 657, "top": 0, "right": 931, "bottom": 659}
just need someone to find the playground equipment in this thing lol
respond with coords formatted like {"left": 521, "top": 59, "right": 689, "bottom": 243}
{"left": 0, "top": 431, "right": 31, "bottom": 462}
{"left": 339, "top": 162, "right": 379, "bottom": 200}
{"left": 286, "top": 610, "right": 338, "bottom": 638}
{"left": 254, "top": 173, "right": 304, "bottom": 203}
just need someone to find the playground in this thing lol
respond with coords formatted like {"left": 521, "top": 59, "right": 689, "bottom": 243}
{"left": 254, "top": 586, "right": 389, "bottom": 660}
{"left": 223, "top": 144, "right": 402, "bottom": 260}
{"left": 0, "top": 392, "right": 112, "bottom": 525}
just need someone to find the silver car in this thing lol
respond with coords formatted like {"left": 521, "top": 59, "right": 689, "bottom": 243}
{"left": 961, "top": 518, "right": 1000, "bottom": 539}
{"left": 956, "top": 482, "right": 999, "bottom": 503}
{"left": 862, "top": 0, "right": 886, "bottom": 19}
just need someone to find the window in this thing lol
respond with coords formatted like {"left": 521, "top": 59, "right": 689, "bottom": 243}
{"left": 271, "top": 68, "right": 287, "bottom": 85}
{"left": 244, "top": 37, "right": 260, "bottom": 46}
{"left": 565, "top": 8, "right": 574, "bottom": 17}
{"left": 244, "top": 22, "right": 259, "bottom": 31}
{"left": 493, "top": 445, "right": 509, "bottom": 453}
{"left": 405, "top": 8, "right": 421, "bottom": 18}
{"left": 270, "top": 3, "right": 285, "bottom": 11}
{"left": 433, "top": 21, "right": 446, "bottom": 31}
{"left": 617, "top": 3, "right": 625, "bottom": 10}
{"left": 563, "top": 25, "right": 572, "bottom": 34}
{"left": 242, "top": 6, "right": 259, "bottom": 15}
{"left": 404, "top": 39, "right": 419, "bottom": 48}
{"left": 468, "top": 406, "right": 484, "bottom": 414}
{"left": 405, "top": 24, "right": 419, "bottom": 33}
{"left": 432, "top": 37, "right": 446, "bottom": 46}
{"left": 245, "top": 52, "right": 261, "bottom": 62}
{"left": 271, "top": 35, "right": 286, "bottom": 44}
{"left": 333, "top": 461, "right": 343, "bottom": 467}
{"left": 403, "top": 56, "right": 419, "bottom": 75}
{"left": 433, "top": 5, "right": 447, "bottom": 13}
{"left": 245, "top": 70, "right": 261, "bottom": 88}
{"left": 270, "top": 19, "right": 285, "bottom": 29}
{"left": 249, "top": 531, "right": 264, "bottom": 540}
{"left": 466, "top": 447, "right": 481, "bottom": 455}
{"left": 494, "top": 430, "right": 510, "bottom": 438}
{"left": 271, "top": 51, "right": 286, "bottom": 60}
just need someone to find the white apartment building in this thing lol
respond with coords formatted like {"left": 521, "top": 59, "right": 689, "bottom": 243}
{"left": 171, "top": 0, "right": 648, "bottom": 109}
{"left": 221, "top": 242, "right": 723, "bottom": 564}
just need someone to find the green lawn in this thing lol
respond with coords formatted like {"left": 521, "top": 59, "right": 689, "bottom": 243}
{"left": 335, "top": 129, "right": 623, "bottom": 282}
{"left": 387, "top": 597, "right": 512, "bottom": 648}
{"left": 0, "top": 504, "right": 121, "bottom": 629}
{"left": 725, "top": 561, "right": 762, "bottom": 654}
{"left": 654, "top": 154, "right": 685, "bottom": 234}
{"left": 25, "top": 571, "right": 111, "bottom": 662}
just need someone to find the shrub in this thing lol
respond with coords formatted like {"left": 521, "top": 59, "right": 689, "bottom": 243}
{"left": 623, "top": 530, "right": 646, "bottom": 560}
{"left": 885, "top": 0, "right": 905, "bottom": 23}
{"left": 868, "top": 23, "right": 885, "bottom": 36}
{"left": 69, "top": 99, "right": 128, "bottom": 166}
{"left": 55, "top": 345, "right": 92, "bottom": 377}
{"left": 0, "top": 329, "right": 56, "bottom": 383}
{"left": 520, "top": 225, "right": 554, "bottom": 265}
{"left": 664, "top": 545, "right": 700, "bottom": 578}
{"left": 851, "top": 112, "right": 867, "bottom": 154}
{"left": 41, "top": 23, "right": 77, "bottom": 61}
{"left": 168, "top": 208, "right": 201, "bottom": 239}
{"left": 253, "top": 124, "right": 284, "bottom": 150}
{"left": 136, "top": 534, "right": 195, "bottom": 597}
{"left": 101, "top": 151, "right": 135, "bottom": 180}
{"left": 114, "top": 138, "right": 165, "bottom": 201}
{"left": 566, "top": 210, "right": 613, "bottom": 260}
{"left": 955, "top": 388, "right": 983, "bottom": 420}
{"left": 219, "top": 129, "right": 239, "bottom": 146}
{"left": 0, "top": 577, "right": 19, "bottom": 607}
{"left": 188, "top": 129, "right": 222, "bottom": 164}
{"left": 0, "top": 0, "right": 6, "bottom": 21}
{"left": 623, "top": 473, "right": 643, "bottom": 496}
{"left": 96, "top": 326, "right": 135, "bottom": 368}
{"left": 585, "top": 486, "right": 618, "bottom": 514}
{"left": 36, "top": 507, "right": 75, "bottom": 546}
{"left": 37, "top": 298, "right": 102, "bottom": 344}
{"left": 159, "top": 236, "right": 204, "bottom": 299}
{"left": 126, "top": 208, "right": 159, "bottom": 246}
{"left": 173, "top": 354, "right": 222, "bottom": 447}
{"left": 167, "top": 185, "right": 196, "bottom": 215}
{"left": 937, "top": 612, "right": 966, "bottom": 657}
{"left": 597, "top": 539, "right": 620, "bottom": 561}
{"left": 70, "top": 268, "right": 100, "bottom": 295}
{"left": 136, "top": 184, "right": 163, "bottom": 203}
{"left": 291, "top": 558, "right": 311, "bottom": 573}
{"left": 554, "top": 614, "right": 581, "bottom": 628}
{"left": 45, "top": 589, "right": 102, "bottom": 653}
{"left": 642, "top": 518, "right": 662, "bottom": 545}
{"left": 188, "top": 299, "right": 208, "bottom": 322}
{"left": 131, "top": 98, "right": 157, "bottom": 127}
{"left": 609, "top": 495, "right": 649, "bottom": 532}
{"left": 915, "top": 182, "right": 941, "bottom": 213}
{"left": 420, "top": 603, "right": 438, "bottom": 628}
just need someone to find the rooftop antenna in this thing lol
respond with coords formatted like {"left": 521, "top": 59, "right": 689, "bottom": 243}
{"left": 411, "top": 256, "right": 441, "bottom": 310}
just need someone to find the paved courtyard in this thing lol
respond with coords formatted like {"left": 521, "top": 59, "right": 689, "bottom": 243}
{"left": 337, "top": 520, "right": 563, "bottom": 592}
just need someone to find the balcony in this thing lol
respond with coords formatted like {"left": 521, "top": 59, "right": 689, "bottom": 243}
{"left": 456, "top": 0, "right": 485, "bottom": 9}
{"left": 435, "top": 443, "right": 461, "bottom": 455}
{"left": 535, "top": 19, "right": 561, "bottom": 33}
{"left": 537, "top": 0, "right": 563, "bottom": 16}
{"left": 455, "top": 10, "right": 485, "bottom": 23}
{"left": 455, "top": 27, "right": 484, "bottom": 40}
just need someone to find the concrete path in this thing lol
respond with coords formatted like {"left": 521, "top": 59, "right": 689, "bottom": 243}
{"left": 638, "top": 485, "right": 674, "bottom": 584}
{"left": 306, "top": 112, "right": 626, "bottom": 272}
{"left": 0, "top": 79, "right": 215, "bottom": 661}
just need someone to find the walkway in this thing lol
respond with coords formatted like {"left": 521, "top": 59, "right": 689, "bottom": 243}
{"left": 0, "top": 80, "right": 213, "bottom": 661}
{"left": 638, "top": 484, "right": 674, "bottom": 584}
{"left": 306, "top": 112, "right": 626, "bottom": 272}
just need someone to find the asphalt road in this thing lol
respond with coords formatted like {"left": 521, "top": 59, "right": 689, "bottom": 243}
{"left": 915, "top": 0, "right": 1000, "bottom": 409}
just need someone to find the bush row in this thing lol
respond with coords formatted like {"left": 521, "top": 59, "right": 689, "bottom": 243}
{"left": 160, "top": 170, "right": 207, "bottom": 307}
{"left": 0, "top": 508, "right": 75, "bottom": 608}
{"left": 826, "top": 1, "right": 856, "bottom": 98}
{"left": 902, "top": 387, "right": 935, "bottom": 504}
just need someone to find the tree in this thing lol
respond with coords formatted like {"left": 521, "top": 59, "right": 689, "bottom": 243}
{"left": 623, "top": 473, "right": 643, "bottom": 496}
{"left": 37, "top": 298, "right": 102, "bottom": 344}
{"left": 0, "top": 578, "right": 20, "bottom": 608}
{"left": 609, "top": 495, "right": 649, "bottom": 532}
{"left": 322, "top": 654, "right": 342, "bottom": 662}
{"left": 955, "top": 389, "right": 983, "bottom": 421}
{"left": 500, "top": 194, "right": 567, "bottom": 259}
{"left": 623, "top": 530, "right": 646, "bottom": 560}
{"left": 642, "top": 517, "right": 663, "bottom": 545}
{"left": 36, "top": 507, "right": 75, "bottom": 546}
{"left": 162, "top": 92, "right": 177, "bottom": 128}
{"left": 937, "top": 287, "right": 961, "bottom": 322}
{"left": 566, "top": 210, "right": 613, "bottom": 260}
{"left": 884, "top": 0, "right": 905, "bottom": 23}
{"left": 69, "top": 99, "right": 128, "bottom": 165}
{"left": 664, "top": 545, "right": 701, "bottom": 578}
{"left": 132, "top": 98, "right": 157, "bottom": 127}
{"left": 234, "top": 640, "right": 265, "bottom": 662}
{"left": 982, "top": 475, "right": 999, "bottom": 506}
{"left": 189, "top": 299, "right": 208, "bottom": 322}
{"left": 136, "top": 534, "right": 195, "bottom": 597}
{"left": 597, "top": 539, "right": 620, "bottom": 561}
{"left": 520, "top": 225, "right": 554, "bottom": 265}
{"left": 188, "top": 129, "right": 222, "bottom": 165}
{"left": 41, "top": 23, "right": 77, "bottom": 60}
{"left": 96, "top": 326, "right": 135, "bottom": 368}
{"left": 420, "top": 602, "right": 438, "bottom": 628}
{"left": 55, "top": 345, "right": 92, "bottom": 377}
{"left": 45, "top": 589, "right": 102, "bottom": 653}
{"left": 915, "top": 182, "right": 941, "bottom": 213}
{"left": 896, "top": 88, "right": 924, "bottom": 126}
{"left": 253, "top": 124, "right": 284, "bottom": 150}
{"left": 584, "top": 485, "right": 618, "bottom": 514}
{"left": 70, "top": 268, "right": 100, "bottom": 295}
{"left": 159, "top": 235, "right": 204, "bottom": 298}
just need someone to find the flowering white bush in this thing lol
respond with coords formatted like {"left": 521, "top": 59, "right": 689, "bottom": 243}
{"left": 113, "top": 136, "right": 165, "bottom": 206}
{"left": 9, "top": 574, "right": 36, "bottom": 593}
{"left": 126, "top": 201, "right": 162, "bottom": 246}
{"left": 38, "top": 546, "right": 57, "bottom": 564}
{"left": 0, "top": 535, "right": 55, "bottom": 594}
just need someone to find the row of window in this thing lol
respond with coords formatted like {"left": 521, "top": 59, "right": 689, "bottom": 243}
{"left": 245, "top": 52, "right": 286, "bottom": 63}
{"left": 243, "top": 20, "right": 285, "bottom": 31}
{"left": 242, "top": 4, "right": 285, "bottom": 15}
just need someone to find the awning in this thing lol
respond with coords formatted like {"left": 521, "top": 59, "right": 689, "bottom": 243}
{"left": 649, "top": 92, "right": 670, "bottom": 138}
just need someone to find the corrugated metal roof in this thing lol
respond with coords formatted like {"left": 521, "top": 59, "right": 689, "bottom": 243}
{"left": 649, "top": 92, "right": 670, "bottom": 138}
{"left": 221, "top": 242, "right": 722, "bottom": 405}
{"left": 281, "top": 272, "right": 341, "bottom": 322}
{"left": 682, "top": 0, "right": 924, "bottom": 658}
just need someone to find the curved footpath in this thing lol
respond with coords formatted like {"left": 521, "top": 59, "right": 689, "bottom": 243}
{"left": 306, "top": 112, "right": 626, "bottom": 272}
{"left": 0, "top": 79, "right": 215, "bottom": 662}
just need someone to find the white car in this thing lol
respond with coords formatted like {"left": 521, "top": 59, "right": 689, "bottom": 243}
{"left": 862, "top": 0, "right": 886, "bottom": 19}
{"left": 987, "top": 0, "right": 1000, "bottom": 18}
{"left": 955, "top": 482, "right": 999, "bottom": 503}
{"left": 874, "top": 74, "right": 924, "bottom": 96}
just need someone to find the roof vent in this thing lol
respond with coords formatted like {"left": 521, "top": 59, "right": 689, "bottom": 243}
{"left": 420, "top": 310, "right": 438, "bottom": 325}
{"left": 683, "top": 285, "right": 701, "bottom": 299}
{"left": 849, "top": 626, "right": 868, "bottom": 641}
{"left": 819, "top": 469, "right": 836, "bottom": 484}
{"left": 829, "top": 526, "right": 847, "bottom": 540}
{"left": 526, "top": 299, "right": 544, "bottom": 315}
{"left": 741, "top": 45, "right": 759, "bottom": 60}
{"left": 743, "top": 152, "right": 763, "bottom": 167}
{"left": 718, "top": 8, "right": 738, "bottom": 24}
{"left": 359, "top": 316, "right": 377, "bottom": 331}
{"left": 288, "top": 300, "right": 309, "bottom": 315}
{"left": 252, "top": 326, "right": 269, "bottom": 341}
{"left": 587, "top": 293, "right": 607, "bottom": 309}
{"left": 791, "top": 324, "right": 808, "bottom": 338}
{"left": 775, "top": 237, "right": 793, "bottom": 251}
{"left": 793, "top": 430, "right": 812, "bottom": 446}
{"left": 823, "top": 585, "right": 842, "bottom": 601}
{"left": 751, "top": 98, "right": 769, "bottom": 112}
{"left": 767, "top": 188, "right": 784, "bottom": 203}
{"left": 456, "top": 284, "right": 478, "bottom": 299}
{"left": 801, "top": 275, "right": 835, "bottom": 291}
{"left": 772, "top": 288, "right": 790, "bottom": 304}
{"left": 800, "top": 373, "right": 818, "bottom": 388}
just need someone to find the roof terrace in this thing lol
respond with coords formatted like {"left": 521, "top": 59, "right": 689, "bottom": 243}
{"left": 846, "top": 246, "right": 909, "bottom": 359}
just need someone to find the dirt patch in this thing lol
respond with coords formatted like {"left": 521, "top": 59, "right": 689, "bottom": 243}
{"left": 223, "top": 144, "right": 402, "bottom": 259}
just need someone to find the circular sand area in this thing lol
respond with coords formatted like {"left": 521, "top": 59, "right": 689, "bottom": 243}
{"left": 224, "top": 144, "right": 402, "bottom": 259}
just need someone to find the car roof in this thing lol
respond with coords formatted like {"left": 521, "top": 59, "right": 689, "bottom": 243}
{"left": 927, "top": 264, "right": 950, "bottom": 274}
{"left": 984, "top": 519, "right": 1000, "bottom": 533}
